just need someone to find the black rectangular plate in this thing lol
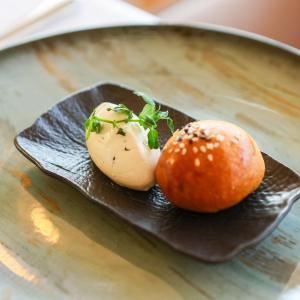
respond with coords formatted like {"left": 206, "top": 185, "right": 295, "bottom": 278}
{"left": 15, "top": 83, "right": 300, "bottom": 262}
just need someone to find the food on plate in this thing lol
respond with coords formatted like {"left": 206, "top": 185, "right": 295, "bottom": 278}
{"left": 84, "top": 92, "right": 174, "bottom": 191}
{"left": 155, "top": 120, "right": 265, "bottom": 212}
{"left": 85, "top": 90, "right": 265, "bottom": 211}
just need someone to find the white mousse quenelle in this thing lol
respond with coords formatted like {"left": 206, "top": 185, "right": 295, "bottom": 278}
{"left": 84, "top": 92, "right": 174, "bottom": 191}
{"left": 86, "top": 102, "right": 160, "bottom": 190}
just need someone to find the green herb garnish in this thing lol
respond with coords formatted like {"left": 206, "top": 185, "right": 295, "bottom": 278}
{"left": 84, "top": 92, "right": 174, "bottom": 149}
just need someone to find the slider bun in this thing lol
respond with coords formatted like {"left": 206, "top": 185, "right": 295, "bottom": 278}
{"left": 155, "top": 120, "right": 265, "bottom": 213}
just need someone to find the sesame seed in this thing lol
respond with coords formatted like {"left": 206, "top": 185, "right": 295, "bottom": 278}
{"left": 231, "top": 137, "right": 239, "bottom": 144}
{"left": 169, "top": 158, "right": 175, "bottom": 165}
{"left": 214, "top": 142, "right": 220, "bottom": 148}
{"left": 168, "top": 148, "right": 173, "bottom": 154}
{"left": 179, "top": 143, "right": 185, "bottom": 149}
{"left": 207, "top": 154, "right": 213, "bottom": 161}
{"left": 199, "top": 134, "right": 210, "bottom": 140}
{"left": 194, "top": 158, "right": 201, "bottom": 167}
{"left": 200, "top": 145, "right": 206, "bottom": 153}
{"left": 192, "top": 137, "right": 199, "bottom": 142}
{"left": 216, "top": 134, "right": 225, "bottom": 142}
{"left": 204, "top": 129, "right": 210, "bottom": 136}
{"left": 206, "top": 143, "right": 214, "bottom": 150}
{"left": 193, "top": 146, "right": 198, "bottom": 153}
{"left": 175, "top": 148, "right": 180, "bottom": 153}
{"left": 181, "top": 148, "right": 187, "bottom": 155}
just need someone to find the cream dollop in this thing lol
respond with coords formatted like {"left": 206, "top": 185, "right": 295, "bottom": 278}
{"left": 86, "top": 102, "right": 161, "bottom": 191}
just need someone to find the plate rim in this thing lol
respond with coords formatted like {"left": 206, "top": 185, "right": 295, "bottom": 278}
{"left": 1, "top": 23, "right": 300, "bottom": 58}
{"left": 14, "top": 82, "right": 300, "bottom": 263}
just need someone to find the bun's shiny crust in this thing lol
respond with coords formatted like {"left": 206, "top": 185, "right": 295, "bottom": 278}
{"left": 155, "top": 120, "right": 265, "bottom": 213}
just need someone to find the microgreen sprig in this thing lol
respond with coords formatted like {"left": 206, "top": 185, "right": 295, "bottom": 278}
{"left": 84, "top": 91, "right": 174, "bottom": 149}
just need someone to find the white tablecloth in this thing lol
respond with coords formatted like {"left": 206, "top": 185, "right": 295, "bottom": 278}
{"left": 0, "top": 0, "right": 158, "bottom": 50}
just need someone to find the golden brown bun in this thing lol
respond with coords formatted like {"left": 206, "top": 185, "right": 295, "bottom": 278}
{"left": 155, "top": 120, "right": 265, "bottom": 213}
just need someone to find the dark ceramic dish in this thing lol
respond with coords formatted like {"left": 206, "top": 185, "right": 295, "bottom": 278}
{"left": 15, "top": 83, "right": 300, "bottom": 262}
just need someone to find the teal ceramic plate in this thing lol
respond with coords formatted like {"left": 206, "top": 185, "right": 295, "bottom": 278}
{"left": 1, "top": 25, "right": 300, "bottom": 299}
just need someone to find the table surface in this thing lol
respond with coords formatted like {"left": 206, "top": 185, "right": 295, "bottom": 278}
{"left": 0, "top": 0, "right": 158, "bottom": 50}
{"left": 0, "top": 24, "right": 300, "bottom": 300}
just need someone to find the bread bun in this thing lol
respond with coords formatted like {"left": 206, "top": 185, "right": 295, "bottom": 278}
{"left": 155, "top": 120, "right": 265, "bottom": 213}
